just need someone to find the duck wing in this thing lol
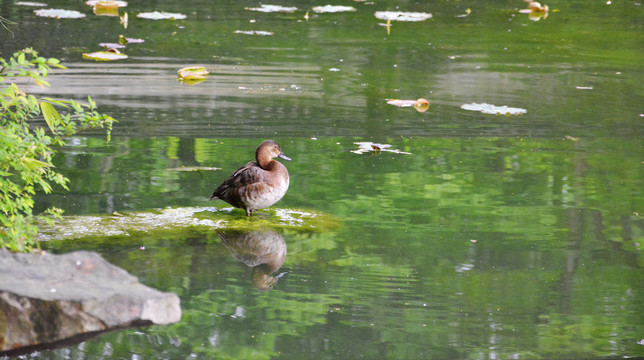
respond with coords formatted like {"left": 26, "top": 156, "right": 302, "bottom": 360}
{"left": 210, "top": 162, "right": 264, "bottom": 202}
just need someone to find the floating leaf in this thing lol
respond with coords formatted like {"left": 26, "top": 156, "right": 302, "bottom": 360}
{"left": 312, "top": 5, "right": 357, "bottom": 13}
{"left": 460, "top": 103, "right": 527, "bottom": 115}
{"left": 526, "top": 1, "right": 549, "bottom": 12}
{"left": 98, "top": 43, "right": 125, "bottom": 50}
{"left": 519, "top": 1, "right": 549, "bottom": 21}
{"left": 456, "top": 8, "right": 471, "bottom": 18}
{"left": 234, "top": 30, "right": 274, "bottom": 36}
{"left": 93, "top": 7, "right": 119, "bottom": 16}
{"left": 178, "top": 66, "right": 209, "bottom": 81}
{"left": 119, "top": 35, "right": 144, "bottom": 44}
{"left": 86, "top": 0, "right": 127, "bottom": 8}
{"left": 136, "top": 11, "right": 186, "bottom": 20}
{"left": 375, "top": 11, "right": 432, "bottom": 22}
{"left": 34, "top": 8, "right": 86, "bottom": 18}
{"left": 16, "top": 2, "right": 47, "bottom": 6}
{"left": 351, "top": 142, "right": 412, "bottom": 155}
{"left": 87, "top": 0, "right": 123, "bottom": 15}
{"left": 167, "top": 166, "right": 221, "bottom": 172}
{"left": 120, "top": 13, "right": 129, "bottom": 27}
{"left": 120, "top": 12, "right": 128, "bottom": 28}
{"left": 386, "top": 98, "right": 430, "bottom": 112}
{"left": 245, "top": 5, "right": 298, "bottom": 13}
{"left": 386, "top": 99, "right": 416, "bottom": 106}
{"left": 82, "top": 51, "right": 128, "bottom": 61}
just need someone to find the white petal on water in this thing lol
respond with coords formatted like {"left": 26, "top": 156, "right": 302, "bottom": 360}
{"left": 375, "top": 11, "right": 432, "bottom": 22}
{"left": 460, "top": 103, "right": 527, "bottom": 116}
{"left": 312, "top": 5, "right": 357, "bottom": 13}
{"left": 34, "top": 8, "right": 86, "bottom": 18}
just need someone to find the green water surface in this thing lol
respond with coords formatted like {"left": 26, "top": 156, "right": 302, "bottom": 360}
{"left": 1, "top": 0, "right": 643, "bottom": 358}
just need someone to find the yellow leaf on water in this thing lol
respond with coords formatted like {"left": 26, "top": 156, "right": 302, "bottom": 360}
{"left": 86, "top": 0, "right": 127, "bottom": 8}
{"left": 178, "top": 66, "right": 210, "bottom": 81}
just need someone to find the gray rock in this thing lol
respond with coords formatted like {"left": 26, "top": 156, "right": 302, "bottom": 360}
{"left": 0, "top": 249, "right": 181, "bottom": 355}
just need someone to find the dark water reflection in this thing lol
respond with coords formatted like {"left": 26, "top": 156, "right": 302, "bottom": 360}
{"left": 2, "top": 0, "right": 643, "bottom": 358}
{"left": 220, "top": 230, "right": 288, "bottom": 290}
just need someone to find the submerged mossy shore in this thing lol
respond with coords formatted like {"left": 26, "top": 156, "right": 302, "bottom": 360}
{"left": 37, "top": 207, "right": 340, "bottom": 242}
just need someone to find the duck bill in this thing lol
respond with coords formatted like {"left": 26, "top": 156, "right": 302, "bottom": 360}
{"left": 278, "top": 153, "right": 292, "bottom": 161}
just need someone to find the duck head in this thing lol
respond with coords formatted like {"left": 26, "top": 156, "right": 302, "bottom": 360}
{"left": 256, "top": 140, "right": 291, "bottom": 168}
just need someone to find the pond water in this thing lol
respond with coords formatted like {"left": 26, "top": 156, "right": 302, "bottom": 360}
{"left": 2, "top": 0, "right": 644, "bottom": 358}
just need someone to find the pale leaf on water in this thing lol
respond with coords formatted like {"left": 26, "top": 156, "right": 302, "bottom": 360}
{"left": 82, "top": 51, "right": 128, "bottom": 61}
{"left": 234, "top": 30, "right": 274, "bottom": 36}
{"left": 137, "top": 11, "right": 186, "bottom": 20}
{"left": 351, "top": 142, "right": 412, "bottom": 155}
{"left": 460, "top": 103, "right": 527, "bottom": 116}
{"left": 34, "top": 8, "right": 86, "bottom": 18}
{"left": 245, "top": 5, "right": 297, "bottom": 13}
{"left": 375, "top": 11, "right": 432, "bottom": 22}
{"left": 16, "top": 2, "right": 47, "bottom": 6}
{"left": 312, "top": 5, "right": 356, "bottom": 13}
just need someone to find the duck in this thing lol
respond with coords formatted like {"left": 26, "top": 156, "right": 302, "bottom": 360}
{"left": 209, "top": 140, "right": 291, "bottom": 216}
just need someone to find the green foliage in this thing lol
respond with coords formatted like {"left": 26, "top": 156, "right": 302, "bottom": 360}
{"left": 0, "top": 48, "right": 115, "bottom": 252}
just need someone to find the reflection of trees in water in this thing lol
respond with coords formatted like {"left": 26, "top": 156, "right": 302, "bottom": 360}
{"left": 220, "top": 230, "right": 287, "bottom": 290}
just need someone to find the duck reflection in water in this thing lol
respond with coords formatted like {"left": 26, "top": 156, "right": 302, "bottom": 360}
{"left": 220, "top": 230, "right": 287, "bottom": 290}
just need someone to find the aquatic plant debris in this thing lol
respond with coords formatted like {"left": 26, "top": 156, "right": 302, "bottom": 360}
{"left": 86, "top": 0, "right": 127, "bottom": 8}
{"left": 519, "top": 1, "right": 549, "bottom": 21}
{"left": 245, "top": 5, "right": 298, "bottom": 13}
{"left": 137, "top": 11, "right": 186, "bottom": 20}
{"left": 82, "top": 51, "right": 128, "bottom": 61}
{"left": 456, "top": 8, "right": 471, "bottom": 18}
{"left": 375, "top": 11, "right": 432, "bottom": 22}
{"left": 88, "top": 1, "right": 125, "bottom": 16}
{"left": 16, "top": 2, "right": 47, "bottom": 6}
{"left": 312, "top": 5, "right": 357, "bottom": 13}
{"left": 234, "top": 30, "right": 274, "bottom": 36}
{"left": 352, "top": 142, "right": 412, "bottom": 155}
{"left": 387, "top": 98, "right": 430, "bottom": 112}
{"left": 34, "top": 8, "right": 86, "bottom": 18}
{"left": 99, "top": 42, "right": 126, "bottom": 49}
{"left": 460, "top": 103, "right": 527, "bottom": 115}
{"left": 178, "top": 66, "right": 209, "bottom": 81}
{"left": 119, "top": 35, "right": 144, "bottom": 44}
{"left": 386, "top": 98, "right": 430, "bottom": 112}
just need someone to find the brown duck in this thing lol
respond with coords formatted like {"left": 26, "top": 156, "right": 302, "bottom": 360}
{"left": 209, "top": 140, "right": 291, "bottom": 216}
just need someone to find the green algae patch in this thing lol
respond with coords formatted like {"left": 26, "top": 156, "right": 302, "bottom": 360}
{"left": 37, "top": 206, "right": 339, "bottom": 241}
{"left": 194, "top": 207, "right": 339, "bottom": 233}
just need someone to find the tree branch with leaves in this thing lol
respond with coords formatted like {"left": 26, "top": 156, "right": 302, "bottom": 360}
{"left": 0, "top": 48, "right": 115, "bottom": 251}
